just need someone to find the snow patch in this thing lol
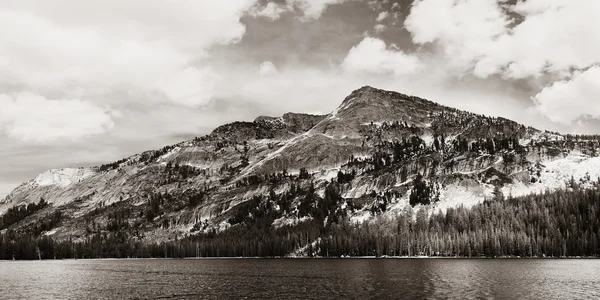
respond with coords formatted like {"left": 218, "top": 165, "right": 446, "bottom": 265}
{"left": 505, "top": 151, "right": 600, "bottom": 197}
{"left": 421, "top": 133, "right": 434, "bottom": 146}
{"left": 272, "top": 216, "right": 311, "bottom": 228}
{"left": 350, "top": 210, "right": 371, "bottom": 224}
{"left": 432, "top": 184, "right": 491, "bottom": 214}
{"left": 315, "top": 168, "right": 341, "bottom": 182}
{"left": 387, "top": 195, "right": 410, "bottom": 212}
{"left": 44, "top": 228, "right": 59, "bottom": 236}
{"left": 351, "top": 182, "right": 491, "bottom": 223}
{"left": 219, "top": 221, "right": 231, "bottom": 231}
{"left": 519, "top": 138, "right": 532, "bottom": 146}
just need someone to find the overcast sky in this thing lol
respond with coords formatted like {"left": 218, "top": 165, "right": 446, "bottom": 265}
{"left": 1, "top": 0, "right": 599, "bottom": 198}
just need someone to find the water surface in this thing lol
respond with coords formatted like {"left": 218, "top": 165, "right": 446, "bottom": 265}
{"left": 1, "top": 259, "right": 598, "bottom": 299}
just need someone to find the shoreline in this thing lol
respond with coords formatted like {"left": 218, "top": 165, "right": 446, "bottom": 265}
{"left": 2, "top": 255, "right": 599, "bottom": 261}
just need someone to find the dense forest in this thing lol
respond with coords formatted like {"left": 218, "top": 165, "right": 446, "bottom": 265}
{"left": 0, "top": 198, "right": 48, "bottom": 230}
{"left": 1, "top": 182, "right": 599, "bottom": 260}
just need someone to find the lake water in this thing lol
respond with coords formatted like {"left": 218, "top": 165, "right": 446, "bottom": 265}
{"left": 0, "top": 259, "right": 599, "bottom": 299}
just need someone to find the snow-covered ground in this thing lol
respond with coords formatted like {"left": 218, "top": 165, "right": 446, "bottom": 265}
{"left": 350, "top": 210, "right": 372, "bottom": 224}
{"left": 349, "top": 182, "right": 491, "bottom": 223}
{"left": 421, "top": 133, "right": 434, "bottom": 146}
{"left": 272, "top": 216, "right": 311, "bottom": 228}
{"left": 433, "top": 184, "right": 492, "bottom": 214}
{"left": 505, "top": 150, "right": 600, "bottom": 197}
{"left": 315, "top": 168, "right": 341, "bottom": 183}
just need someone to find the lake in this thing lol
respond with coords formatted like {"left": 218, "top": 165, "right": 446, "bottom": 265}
{"left": 0, "top": 259, "right": 599, "bottom": 299}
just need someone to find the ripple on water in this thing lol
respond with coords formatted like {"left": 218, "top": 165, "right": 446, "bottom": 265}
{"left": 0, "top": 259, "right": 599, "bottom": 299}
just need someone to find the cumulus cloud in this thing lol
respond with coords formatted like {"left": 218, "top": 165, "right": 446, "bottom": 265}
{"left": 259, "top": 61, "right": 279, "bottom": 75}
{"left": 405, "top": 0, "right": 509, "bottom": 76}
{"left": 405, "top": 0, "right": 600, "bottom": 79}
{"left": 292, "top": 0, "right": 351, "bottom": 20}
{"left": 532, "top": 66, "right": 600, "bottom": 124}
{"left": 341, "top": 37, "right": 420, "bottom": 76}
{"left": 374, "top": 24, "right": 387, "bottom": 33}
{"left": 404, "top": 0, "right": 600, "bottom": 123}
{"left": 376, "top": 11, "right": 389, "bottom": 22}
{"left": 0, "top": 93, "right": 116, "bottom": 143}
{"left": 158, "top": 67, "right": 221, "bottom": 107}
{"left": 248, "top": 2, "right": 289, "bottom": 20}
{"left": 0, "top": 0, "right": 256, "bottom": 107}
{"left": 249, "top": 0, "right": 351, "bottom": 21}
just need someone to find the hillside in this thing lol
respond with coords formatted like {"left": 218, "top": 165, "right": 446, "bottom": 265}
{"left": 1, "top": 86, "right": 600, "bottom": 258}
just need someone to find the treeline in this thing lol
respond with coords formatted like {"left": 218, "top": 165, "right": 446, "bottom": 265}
{"left": 227, "top": 181, "right": 346, "bottom": 227}
{"left": 98, "top": 144, "right": 177, "bottom": 172}
{"left": 0, "top": 198, "right": 48, "bottom": 230}
{"left": 348, "top": 133, "right": 527, "bottom": 178}
{"left": 1, "top": 183, "right": 599, "bottom": 259}
{"left": 144, "top": 189, "right": 205, "bottom": 222}
{"left": 162, "top": 163, "right": 205, "bottom": 184}
{"left": 234, "top": 170, "right": 292, "bottom": 187}
{"left": 318, "top": 187, "right": 600, "bottom": 257}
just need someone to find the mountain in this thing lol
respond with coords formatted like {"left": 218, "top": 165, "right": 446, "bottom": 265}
{"left": 2, "top": 86, "right": 600, "bottom": 257}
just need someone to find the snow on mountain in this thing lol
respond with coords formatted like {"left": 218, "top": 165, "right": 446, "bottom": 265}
{"left": 505, "top": 150, "right": 600, "bottom": 197}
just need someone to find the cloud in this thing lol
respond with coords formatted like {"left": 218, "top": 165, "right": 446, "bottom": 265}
{"left": 532, "top": 66, "right": 600, "bottom": 124}
{"left": 376, "top": 11, "right": 389, "bottom": 22}
{"left": 374, "top": 24, "right": 387, "bottom": 33}
{"left": 0, "top": 92, "right": 115, "bottom": 143}
{"left": 259, "top": 61, "right": 279, "bottom": 75}
{"left": 0, "top": 0, "right": 256, "bottom": 107}
{"left": 405, "top": 0, "right": 509, "bottom": 76}
{"left": 248, "top": 2, "right": 289, "bottom": 20}
{"left": 292, "top": 0, "right": 351, "bottom": 20}
{"left": 158, "top": 67, "right": 221, "bottom": 107}
{"left": 404, "top": 0, "right": 600, "bottom": 124}
{"left": 341, "top": 37, "right": 420, "bottom": 76}
{"left": 249, "top": 0, "right": 352, "bottom": 21}
{"left": 405, "top": 0, "right": 600, "bottom": 79}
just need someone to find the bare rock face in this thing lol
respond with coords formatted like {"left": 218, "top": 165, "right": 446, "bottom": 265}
{"left": 281, "top": 113, "right": 327, "bottom": 132}
{"left": 2, "top": 86, "right": 599, "bottom": 244}
{"left": 253, "top": 112, "right": 327, "bottom": 133}
{"left": 313, "top": 86, "right": 441, "bottom": 137}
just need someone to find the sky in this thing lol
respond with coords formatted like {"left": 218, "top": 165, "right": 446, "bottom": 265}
{"left": 1, "top": 0, "right": 599, "bottom": 199}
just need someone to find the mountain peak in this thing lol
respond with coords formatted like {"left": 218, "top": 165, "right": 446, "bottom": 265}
{"left": 343, "top": 85, "right": 380, "bottom": 102}
{"left": 356, "top": 85, "right": 377, "bottom": 92}
{"left": 328, "top": 86, "right": 441, "bottom": 127}
{"left": 345, "top": 86, "right": 437, "bottom": 104}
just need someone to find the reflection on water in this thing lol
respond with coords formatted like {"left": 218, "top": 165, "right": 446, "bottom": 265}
{"left": 0, "top": 259, "right": 599, "bottom": 299}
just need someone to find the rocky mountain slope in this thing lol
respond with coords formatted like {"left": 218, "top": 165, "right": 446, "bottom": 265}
{"left": 2, "top": 86, "right": 600, "bottom": 248}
